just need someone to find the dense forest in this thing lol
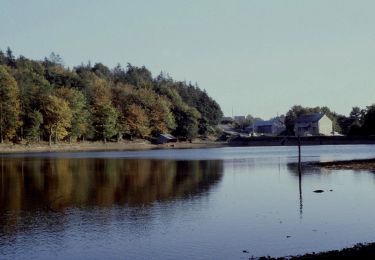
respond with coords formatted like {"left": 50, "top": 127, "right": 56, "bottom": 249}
{"left": 0, "top": 48, "right": 223, "bottom": 144}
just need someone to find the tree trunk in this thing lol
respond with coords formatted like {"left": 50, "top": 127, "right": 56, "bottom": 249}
{"left": 49, "top": 133, "right": 52, "bottom": 146}
{"left": 54, "top": 129, "right": 57, "bottom": 144}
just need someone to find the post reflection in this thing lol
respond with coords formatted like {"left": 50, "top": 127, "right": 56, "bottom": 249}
{"left": 298, "top": 165, "right": 303, "bottom": 219}
{"left": 286, "top": 162, "right": 304, "bottom": 219}
{"left": 0, "top": 158, "right": 223, "bottom": 213}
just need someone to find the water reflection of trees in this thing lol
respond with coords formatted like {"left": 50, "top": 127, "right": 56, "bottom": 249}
{"left": 0, "top": 158, "right": 223, "bottom": 213}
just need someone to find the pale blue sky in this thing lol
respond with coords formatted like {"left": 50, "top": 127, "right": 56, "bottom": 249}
{"left": 1, "top": 0, "right": 374, "bottom": 118}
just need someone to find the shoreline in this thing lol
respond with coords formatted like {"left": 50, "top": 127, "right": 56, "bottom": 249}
{"left": 258, "top": 242, "right": 375, "bottom": 259}
{"left": 311, "top": 158, "right": 375, "bottom": 171}
{"left": 1, "top": 139, "right": 375, "bottom": 154}
{"left": 0, "top": 140, "right": 228, "bottom": 154}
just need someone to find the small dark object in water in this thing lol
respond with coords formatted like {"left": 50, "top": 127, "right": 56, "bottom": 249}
{"left": 286, "top": 235, "right": 291, "bottom": 238}
{"left": 242, "top": 250, "right": 249, "bottom": 253}
{"left": 313, "top": 190, "right": 324, "bottom": 193}
{"left": 329, "top": 189, "right": 333, "bottom": 192}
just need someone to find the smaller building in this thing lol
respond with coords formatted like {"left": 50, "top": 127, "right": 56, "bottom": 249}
{"left": 220, "top": 116, "right": 234, "bottom": 124}
{"left": 157, "top": 134, "right": 177, "bottom": 144}
{"left": 245, "top": 117, "right": 285, "bottom": 136}
{"left": 233, "top": 116, "right": 246, "bottom": 124}
{"left": 294, "top": 113, "right": 333, "bottom": 136}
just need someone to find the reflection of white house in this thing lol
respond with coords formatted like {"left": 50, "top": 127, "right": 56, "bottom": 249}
{"left": 294, "top": 114, "right": 333, "bottom": 136}
{"left": 246, "top": 117, "right": 285, "bottom": 136}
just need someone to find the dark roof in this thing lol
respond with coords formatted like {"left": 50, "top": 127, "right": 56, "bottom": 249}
{"left": 254, "top": 117, "right": 285, "bottom": 127}
{"left": 296, "top": 113, "right": 324, "bottom": 123}
{"left": 159, "top": 133, "right": 176, "bottom": 140}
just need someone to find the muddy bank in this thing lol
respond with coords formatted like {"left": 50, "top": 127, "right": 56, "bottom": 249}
{"left": 0, "top": 140, "right": 228, "bottom": 154}
{"left": 256, "top": 242, "right": 375, "bottom": 259}
{"left": 312, "top": 158, "right": 375, "bottom": 171}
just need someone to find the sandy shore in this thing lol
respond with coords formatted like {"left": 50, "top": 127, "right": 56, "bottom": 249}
{"left": 0, "top": 140, "right": 228, "bottom": 154}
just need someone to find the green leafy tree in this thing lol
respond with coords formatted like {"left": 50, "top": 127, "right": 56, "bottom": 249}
{"left": 0, "top": 65, "right": 21, "bottom": 143}
{"left": 174, "top": 107, "right": 200, "bottom": 141}
{"left": 96, "top": 104, "right": 118, "bottom": 142}
{"left": 0, "top": 50, "right": 6, "bottom": 65}
{"left": 56, "top": 87, "right": 91, "bottom": 142}
{"left": 5, "top": 47, "right": 16, "bottom": 68}
{"left": 123, "top": 64, "right": 153, "bottom": 88}
{"left": 362, "top": 105, "right": 375, "bottom": 135}
{"left": 349, "top": 107, "right": 365, "bottom": 125}
{"left": 25, "top": 110, "right": 43, "bottom": 142}
{"left": 13, "top": 68, "right": 52, "bottom": 139}
{"left": 92, "top": 63, "right": 112, "bottom": 80}
{"left": 85, "top": 73, "right": 118, "bottom": 141}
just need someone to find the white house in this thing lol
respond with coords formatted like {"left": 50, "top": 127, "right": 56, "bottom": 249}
{"left": 294, "top": 114, "right": 333, "bottom": 136}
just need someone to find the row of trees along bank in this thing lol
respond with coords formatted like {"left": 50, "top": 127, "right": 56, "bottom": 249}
{"left": 0, "top": 48, "right": 223, "bottom": 145}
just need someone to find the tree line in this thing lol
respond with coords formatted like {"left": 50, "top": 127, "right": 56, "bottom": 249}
{"left": 0, "top": 48, "right": 223, "bottom": 144}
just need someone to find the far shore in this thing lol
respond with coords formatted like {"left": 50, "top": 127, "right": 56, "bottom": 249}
{"left": 0, "top": 140, "right": 228, "bottom": 154}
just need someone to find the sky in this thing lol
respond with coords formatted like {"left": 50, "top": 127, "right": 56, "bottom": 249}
{"left": 1, "top": 0, "right": 375, "bottom": 119}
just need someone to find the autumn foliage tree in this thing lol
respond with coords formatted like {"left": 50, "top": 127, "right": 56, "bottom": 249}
{"left": 43, "top": 95, "right": 72, "bottom": 145}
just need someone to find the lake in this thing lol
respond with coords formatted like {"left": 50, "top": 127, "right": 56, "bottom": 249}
{"left": 1, "top": 145, "right": 375, "bottom": 259}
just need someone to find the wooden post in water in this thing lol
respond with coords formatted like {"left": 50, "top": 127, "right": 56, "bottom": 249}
{"left": 298, "top": 134, "right": 301, "bottom": 172}
{"left": 297, "top": 134, "right": 303, "bottom": 218}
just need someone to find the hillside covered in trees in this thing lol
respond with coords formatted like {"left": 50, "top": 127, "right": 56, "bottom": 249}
{"left": 0, "top": 48, "right": 223, "bottom": 144}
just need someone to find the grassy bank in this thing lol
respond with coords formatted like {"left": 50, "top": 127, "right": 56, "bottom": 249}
{"left": 0, "top": 140, "right": 227, "bottom": 154}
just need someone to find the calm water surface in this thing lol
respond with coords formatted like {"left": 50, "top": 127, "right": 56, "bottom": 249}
{"left": 1, "top": 145, "right": 375, "bottom": 259}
